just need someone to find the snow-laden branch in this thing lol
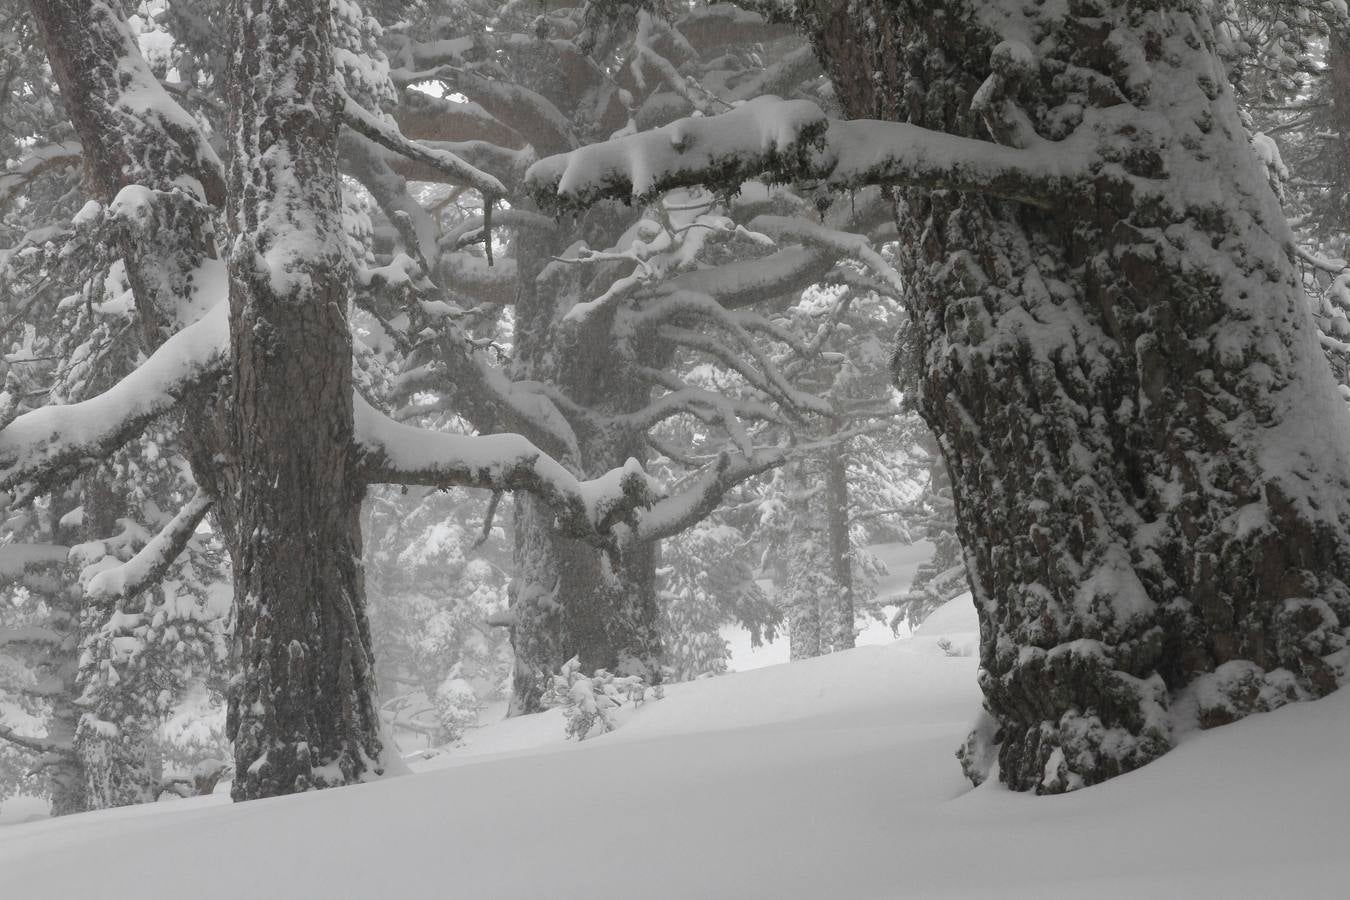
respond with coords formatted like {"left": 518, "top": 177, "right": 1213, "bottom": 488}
{"left": 83, "top": 491, "right": 213, "bottom": 600}
{"left": 389, "top": 337, "right": 581, "bottom": 461}
{"left": 353, "top": 396, "right": 663, "bottom": 543}
{"left": 528, "top": 96, "right": 828, "bottom": 209}
{"left": 0, "top": 303, "right": 228, "bottom": 499}
{"left": 339, "top": 90, "right": 506, "bottom": 198}
{"left": 353, "top": 258, "right": 579, "bottom": 458}
{"left": 633, "top": 448, "right": 786, "bottom": 542}
{"left": 527, "top": 96, "right": 1086, "bottom": 211}
{"left": 0, "top": 722, "right": 71, "bottom": 756}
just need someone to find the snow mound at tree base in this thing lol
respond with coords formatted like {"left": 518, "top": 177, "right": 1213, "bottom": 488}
{"left": 2, "top": 611, "right": 1346, "bottom": 898}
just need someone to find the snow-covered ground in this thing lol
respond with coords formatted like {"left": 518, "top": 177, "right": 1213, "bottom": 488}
{"left": 3, "top": 592, "right": 1346, "bottom": 898}
{"left": 723, "top": 540, "right": 934, "bottom": 670}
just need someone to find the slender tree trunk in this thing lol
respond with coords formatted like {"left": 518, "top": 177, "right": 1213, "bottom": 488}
{"left": 223, "top": 0, "right": 384, "bottom": 797}
{"left": 825, "top": 438, "right": 855, "bottom": 651}
{"left": 1326, "top": 30, "right": 1350, "bottom": 252}
{"left": 804, "top": 0, "right": 1350, "bottom": 791}
{"left": 785, "top": 458, "right": 825, "bottom": 660}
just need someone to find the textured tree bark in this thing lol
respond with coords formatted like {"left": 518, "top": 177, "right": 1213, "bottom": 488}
{"left": 826, "top": 442, "right": 854, "bottom": 651}
{"left": 223, "top": 0, "right": 384, "bottom": 797}
{"left": 803, "top": 0, "right": 1350, "bottom": 791}
{"left": 505, "top": 219, "right": 663, "bottom": 714}
{"left": 785, "top": 458, "right": 825, "bottom": 660}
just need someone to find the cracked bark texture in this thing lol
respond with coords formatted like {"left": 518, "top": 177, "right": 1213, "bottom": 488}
{"left": 803, "top": 0, "right": 1350, "bottom": 791}
{"left": 224, "top": 0, "right": 384, "bottom": 798}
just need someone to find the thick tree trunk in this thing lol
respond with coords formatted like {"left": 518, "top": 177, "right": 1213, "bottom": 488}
{"left": 508, "top": 498, "right": 660, "bottom": 713}
{"left": 505, "top": 220, "right": 663, "bottom": 714}
{"left": 223, "top": 0, "right": 384, "bottom": 797}
{"left": 806, "top": 0, "right": 1350, "bottom": 791}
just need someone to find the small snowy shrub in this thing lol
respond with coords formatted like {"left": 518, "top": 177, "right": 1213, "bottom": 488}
{"left": 540, "top": 657, "right": 657, "bottom": 741}
{"left": 431, "top": 673, "right": 482, "bottom": 743}
{"left": 936, "top": 637, "right": 968, "bottom": 658}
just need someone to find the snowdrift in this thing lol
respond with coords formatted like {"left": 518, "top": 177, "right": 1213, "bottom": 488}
{"left": 1, "top": 595, "right": 1346, "bottom": 898}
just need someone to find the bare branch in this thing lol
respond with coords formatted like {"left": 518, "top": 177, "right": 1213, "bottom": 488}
{"left": 472, "top": 490, "right": 503, "bottom": 549}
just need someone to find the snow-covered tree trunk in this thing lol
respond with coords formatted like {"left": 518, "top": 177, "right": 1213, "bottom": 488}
{"left": 223, "top": 0, "right": 384, "bottom": 797}
{"left": 800, "top": 0, "right": 1350, "bottom": 790}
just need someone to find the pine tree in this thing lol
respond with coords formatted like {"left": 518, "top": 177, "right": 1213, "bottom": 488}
{"left": 531, "top": 0, "right": 1350, "bottom": 792}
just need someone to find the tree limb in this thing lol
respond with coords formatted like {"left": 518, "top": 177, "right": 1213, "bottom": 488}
{"left": 0, "top": 303, "right": 228, "bottom": 501}
{"left": 527, "top": 96, "right": 1086, "bottom": 212}
{"left": 338, "top": 89, "right": 506, "bottom": 198}
{"left": 634, "top": 448, "right": 786, "bottom": 542}
{"left": 0, "top": 722, "right": 71, "bottom": 756}
{"left": 83, "top": 490, "right": 213, "bottom": 599}
{"left": 353, "top": 396, "right": 662, "bottom": 544}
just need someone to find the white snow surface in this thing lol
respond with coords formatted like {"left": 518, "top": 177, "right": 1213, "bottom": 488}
{"left": 2, "top": 594, "right": 1347, "bottom": 898}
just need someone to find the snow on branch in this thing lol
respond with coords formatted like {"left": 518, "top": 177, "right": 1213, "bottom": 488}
{"left": 527, "top": 96, "right": 829, "bottom": 209}
{"left": 339, "top": 89, "right": 506, "bottom": 198}
{"left": 633, "top": 448, "right": 786, "bottom": 542}
{"left": 0, "top": 722, "right": 71, "bottom": 756}
{"left": 353, "top": 396, "right": 663, "bottom": 543}
{"left": 528, "top": 97, "right": 1087, "bottom": 211}
{"left": 0, "top": 303, "right": 228, "bottom": 500}
{"left": 83, "top": 491, "right": 213, "bottom": 600}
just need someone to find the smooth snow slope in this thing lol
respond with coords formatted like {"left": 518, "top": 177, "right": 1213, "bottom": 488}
{"left": 1, "top": 596, "right": 1347, "bottom": 899}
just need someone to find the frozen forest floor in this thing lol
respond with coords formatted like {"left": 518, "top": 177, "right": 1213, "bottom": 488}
{"left": 2, "top": 595, "right": 1348, "bottom": 898}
